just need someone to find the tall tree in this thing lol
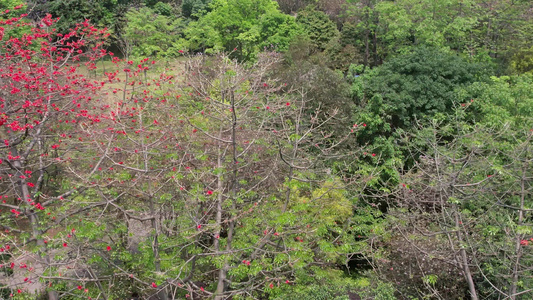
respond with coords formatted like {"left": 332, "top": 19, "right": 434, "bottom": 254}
{"left": 185, "top": 0, "right": 303, "bottom": 61}
{"left": 0, "top": 10, "right": 111, "bottom": 298}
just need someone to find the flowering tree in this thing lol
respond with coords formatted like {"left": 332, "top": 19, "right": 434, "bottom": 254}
{"left": 0, "top": 7, "right": 114, "bottom": 299}
{"left": 0, "top": 5, "right": 373, "bottom": 299}
{"left": 65, "top": 51, "right": 368, "bottom": 299}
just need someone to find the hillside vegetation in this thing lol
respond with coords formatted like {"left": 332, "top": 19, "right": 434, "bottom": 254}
{"left": 0, "top": 1, "right": 532, "bottom": 299}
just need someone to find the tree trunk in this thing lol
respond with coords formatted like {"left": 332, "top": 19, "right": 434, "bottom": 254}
{"left": 509, "top": 157, "right": 529, "bottom": 299}
{"left": 10, "top": 145, "right": 59, "bottom": 300}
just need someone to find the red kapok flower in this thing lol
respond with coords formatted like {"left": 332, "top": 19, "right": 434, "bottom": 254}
{"left": 206, "top": 190, "right": 213, "bottom": 195}
{"left": 151, "top": 282, "right": 157, "bottom": 288}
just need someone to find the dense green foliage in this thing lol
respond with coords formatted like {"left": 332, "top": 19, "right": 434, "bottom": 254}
{"left": 181, "top": 0, "right": 211, "bottom": 18}
{"left": 34, "top": 0, "right": 118, "bottom": 33}
{"left": 357, "top": 47, "right": 485, "bottom": 135}
{"left": 1, "top": 0, "right": 532, "bottom": 299}
{"left": 296, "top": 6, "right": 338, "bottom": 51}
{"left": 123, "top": 6, "right": 185, "bottom": 57}
{"left": 184, "top": 0, "right": 303, "bottom": 60}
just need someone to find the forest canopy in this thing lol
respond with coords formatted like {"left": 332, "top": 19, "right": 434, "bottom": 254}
{"left": 0, "top": 1, "right": 532, "bottom": 299}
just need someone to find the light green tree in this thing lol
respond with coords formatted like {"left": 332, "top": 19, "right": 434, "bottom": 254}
{"left": 123, "top": 6, "right": 185, "bottom": 57}
{"left": 184, "top": 0, "right": 303, "bottom": 61}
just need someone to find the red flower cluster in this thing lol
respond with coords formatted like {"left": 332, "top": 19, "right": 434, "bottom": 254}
{"left": 520, "top": 239, "right": 532, "bottom": 246}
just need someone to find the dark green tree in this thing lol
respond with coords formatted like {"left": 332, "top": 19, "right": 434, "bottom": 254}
{"left": 357, "top": 47, "right": 485, "bottom": 137}
{"left": 31, "top": 0, "right": 118, "bottom": 33}
{"left": 295, "top": 6, "right": 338, "bottom": 51}
{"left": 181, "top": 0, "right": 211, "bottom": 18}
{"left": 152, "top": 1, "right": 174, "bottom": 16}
